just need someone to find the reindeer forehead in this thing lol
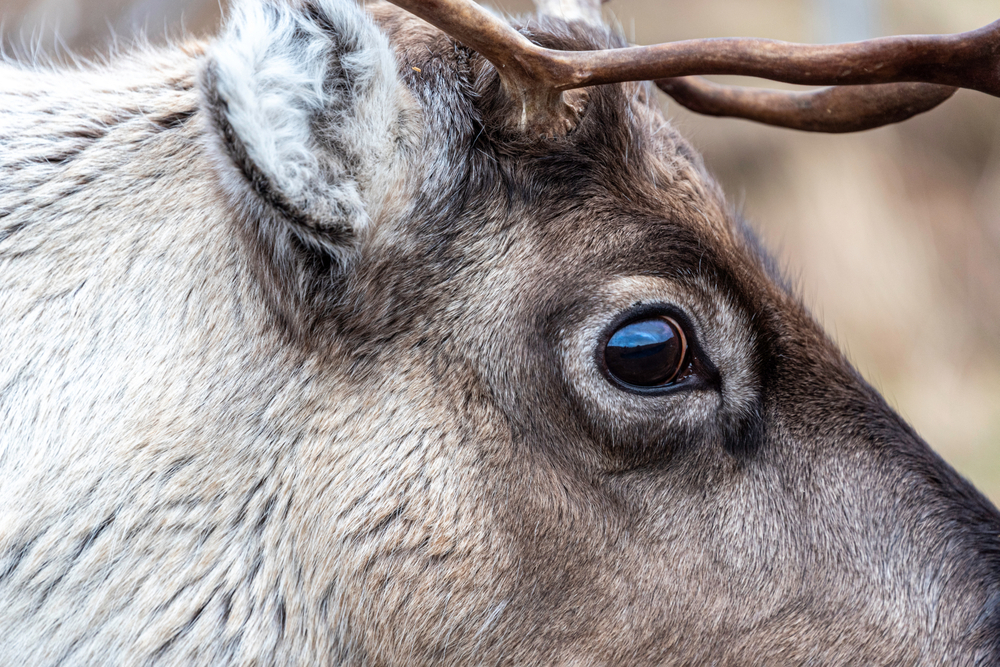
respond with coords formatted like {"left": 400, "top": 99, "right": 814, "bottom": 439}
{"left": 367, "top": 4, "right": 738, "bottom": 264}
{"left": 372, "top": 3, "right": 716, "bottom": 191}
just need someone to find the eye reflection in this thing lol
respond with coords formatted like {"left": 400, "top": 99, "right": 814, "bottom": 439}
{"left": 604, "top": 316, "right": 686, "bottom": 387}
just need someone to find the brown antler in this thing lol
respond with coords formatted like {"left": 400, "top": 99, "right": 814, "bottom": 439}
{"left": 385, "top": 0, "right": 999, "bottom": 134}
{"left": 385, "top": 0, "right": 594, "bottom": 133}
{"left": 655, "top": 78, "right": 957, "bottom": 133}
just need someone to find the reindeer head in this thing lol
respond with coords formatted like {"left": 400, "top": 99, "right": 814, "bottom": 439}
{"left": 1, "top": 0, "right": 999, "bottom": 663}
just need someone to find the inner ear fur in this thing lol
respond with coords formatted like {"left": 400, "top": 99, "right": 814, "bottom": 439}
{"left": 200, "top": 0, "right": 418, "bottom": 334}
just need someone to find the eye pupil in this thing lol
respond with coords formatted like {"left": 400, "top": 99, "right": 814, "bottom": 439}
{"left": 604, "top": 316, "right": 686, "bottom": 387}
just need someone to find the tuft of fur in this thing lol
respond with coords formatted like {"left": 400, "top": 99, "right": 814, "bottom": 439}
{"left": 205, "top": 0, "right": 417, "bottom": 242}
{"left": 203, "top": 0, "right": 419, "bottom": 333}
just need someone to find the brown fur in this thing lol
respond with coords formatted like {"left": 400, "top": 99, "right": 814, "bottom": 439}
{"left": 0, "top": 1, "right": 997, "bottom": 664}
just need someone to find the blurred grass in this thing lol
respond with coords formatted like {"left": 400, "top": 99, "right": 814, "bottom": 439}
{"left": 4, "top": 0, "right": 1000, "bottom": 501}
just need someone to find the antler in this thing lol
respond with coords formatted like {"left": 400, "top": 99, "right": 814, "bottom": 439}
{"left": 655, "top": 78, "right": 957, "bottom": 133}
{"left": 385, "top": 0, "right": 591, "bottom": 133}
{"left": 385, "top": 0, "right": 999, "bottom": 134}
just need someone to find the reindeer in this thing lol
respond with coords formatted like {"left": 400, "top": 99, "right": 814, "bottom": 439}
{"left": 1, "top": 0, "right": 999, "bottom": 663}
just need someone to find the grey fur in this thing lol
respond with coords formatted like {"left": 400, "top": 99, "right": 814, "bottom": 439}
{"left": 0, "top": 0, "right": 998, "bottom": 665}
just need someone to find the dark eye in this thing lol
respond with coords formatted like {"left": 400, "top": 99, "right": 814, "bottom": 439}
{"left": 604, "top": 316, "right": 687, "bottom": 388}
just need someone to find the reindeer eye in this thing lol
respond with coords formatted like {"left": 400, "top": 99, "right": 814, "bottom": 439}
{"left": 604, "top": 316, "right": 687, "bottom": 388}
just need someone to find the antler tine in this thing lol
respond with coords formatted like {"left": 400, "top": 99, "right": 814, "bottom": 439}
{"left": 386, "top": 0, "right": 584, "bottom": 133}
{"left": 385, "top": 0, "right": 1000, "bottom": 134}
{"left": 571, "top": 20, "right": 1000, "bottom": 97}
{"left": 656, "top": 79, "right": 958, "bottom": 133}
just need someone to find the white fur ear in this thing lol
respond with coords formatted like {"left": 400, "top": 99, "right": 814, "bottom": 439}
{"left": 202, "top": 0, "right": 415, "bottom": 261}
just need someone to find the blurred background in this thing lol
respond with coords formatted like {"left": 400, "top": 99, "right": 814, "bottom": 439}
{"left": 3, "top": 0, "right": 1000, "bottom": 501}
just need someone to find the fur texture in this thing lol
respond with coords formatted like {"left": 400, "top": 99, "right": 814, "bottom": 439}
{"left": 0, "top": 0, "right": 998, "bottom": 664}
{"left": 207, "top": 0, "right": 415, "bottom": 238}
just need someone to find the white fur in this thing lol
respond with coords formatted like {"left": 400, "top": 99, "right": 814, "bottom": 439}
{"left": 207, "top": 0, "right": 416, "bottom": 238}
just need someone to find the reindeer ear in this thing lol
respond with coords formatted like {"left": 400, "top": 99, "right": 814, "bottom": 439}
{"left": 200, "top": 0, "right": 416, "bottom": 328}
